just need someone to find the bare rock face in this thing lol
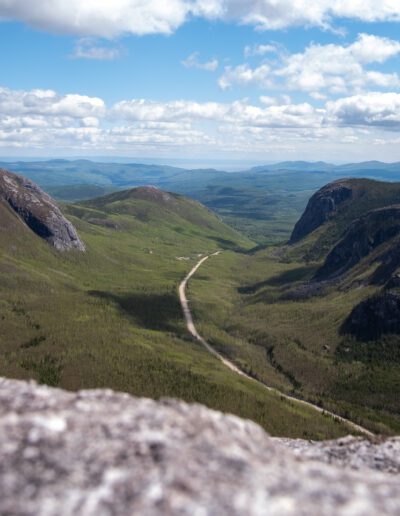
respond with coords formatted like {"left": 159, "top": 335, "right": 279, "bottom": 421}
{"left": 341, "top": 291, "right": 400, "bottom": 340}
{"left": 0, "top": 377, "right": 399, "bottom": 515}
{"left": 0, "top": 168, "right": 85, "bottom": 251}
{"left": 275, "top": 436, "right": 400, "bottom": 474}
{"left": 315, "top": 206, "right": 400, "bottom": 282}
{"left": 290, "top": 180, "right": 353, "bottom": 244}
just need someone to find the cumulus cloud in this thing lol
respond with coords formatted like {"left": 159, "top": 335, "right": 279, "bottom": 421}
{"left": 1, "top": 86, "right": 400, "bottom": 157}
{"left": 111, "top": 99, "right": 227, "bottom": 122}
{"left": 218, "top": 63, "right": 272, "bottom": 90}
{"left": 219, "top": 34, "right": 400, "bottom": 94}
{"left": 326, "top": 92, "right": 400, "bottom": 128}
{"left": 182, "top": 52, "right": 219, "bottom": 71}
{"left": 244, "top": 44, "right": 278, "bottom": 58}
{"left": 0, "top": 1, "right": 399, "bottom": 38}
{"left": 0, "top": 87, "right": 105, "bottom": 118}
{"left": 276, "top": 33, "right": 400, "bottom": 94}
{"left": 72, "top": 38, "right": 122, "bottom": 60}
{"left": 0, "top": 0, "right": 190, "bottom": 37}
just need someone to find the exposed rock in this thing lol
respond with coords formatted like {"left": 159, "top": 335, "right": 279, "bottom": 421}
{"left": 0, "top": 377, "right": 399, "bottom": 515}
{"left": 372, "top": 240, "right": 400, "bottom": 285}
{"left": 341, "top": 291, "right": 400, "bottom": 340}
{"left": 275, "top": 436, "right": 400, "bottom": 474}
{"left": 315, "top": 206, "right": 400, "bottom": 282}
{"left": 385, "top": 272, "right": 400, "bottom": 290}
{"left": 0, "top": 168, "right": 85, "bottom": 251}
{"left": 290, "top": 180, "right": 353, "bottom": 243}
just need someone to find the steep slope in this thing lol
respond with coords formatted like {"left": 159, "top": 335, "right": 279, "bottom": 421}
{"left": 0, "top": 168, "right": 85, "bottom": 251}
{"left": 315, "top": 205, "right": 400, "bottom": 282}
{"left": 186, "top": 178, "right": 400, "bottom": 435}
{"left": 289, "top": 178, "right": 400, "bottom": 260}
{"left": 289, "top": 179, "right": 354, "bottom": 243}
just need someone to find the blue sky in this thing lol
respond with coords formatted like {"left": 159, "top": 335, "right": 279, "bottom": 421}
{"left": 1, "top": 1, "right": 400, "bottom": 162}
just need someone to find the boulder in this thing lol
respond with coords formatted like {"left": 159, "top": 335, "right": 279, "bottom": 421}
{"left": 0, "top": 377, "right": 399, "bottom": 515}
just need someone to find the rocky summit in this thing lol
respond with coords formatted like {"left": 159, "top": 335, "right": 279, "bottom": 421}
{"left": 289, "top": 180, "right": 353, "bottom": 243}
{"left": 0, "top": 378, "right": 399, "bottom": 515}
{"left": 0, "top": 168, "right": 85, "bottom": 251}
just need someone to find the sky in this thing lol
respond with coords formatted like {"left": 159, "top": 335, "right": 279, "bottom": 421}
{"left": 1, "top": 1, "right": 400, "bottom": 163}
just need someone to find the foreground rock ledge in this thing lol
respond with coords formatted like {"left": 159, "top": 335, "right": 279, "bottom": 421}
{"left": 0, "top": 378, "right": 399, "bottom": 516}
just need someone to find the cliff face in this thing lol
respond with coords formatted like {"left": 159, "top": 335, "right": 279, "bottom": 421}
{"left": 0, "top": 377, "right": 399, "bottom": 515}
{"left": 315, "top": 206, "right": 400, "bottom": 282}
{"left": 341, "top": 291, "right": 400, "bottom": 341}
{"left": 0, "top": 168, "right": 85, "bottom": 251}
{"left": 289, "top": 180, "right": 353, "bottom": 243}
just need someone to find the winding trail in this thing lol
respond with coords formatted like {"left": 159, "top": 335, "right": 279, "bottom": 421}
{"left": 179, "top": 252, "right": 374, "bottom": 438}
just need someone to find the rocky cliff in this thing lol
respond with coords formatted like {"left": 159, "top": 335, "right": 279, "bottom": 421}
{"left": 0, "top": 168, "right": 85, "bottom": 251}
{"left": 289, "top": 180, "right": 353, "bottom": 243}
{"left": 315, "top": 206, "right": 400, "bottom": 282}
{"left": 341, "top": 291, "right": 400, "bottom": 341}
{"left": 0, "top": 377, "right": 399, "bottom": 515}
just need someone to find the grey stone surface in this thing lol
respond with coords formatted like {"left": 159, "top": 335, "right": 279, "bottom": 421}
{"left": 315, "top": 205, "right": 400, "bottom": 282}
{"left": 290, "top": 179, "right": 353, "bottom": 243}
{"left": 0, "top": 377, "right": 399, "bottom": 515}
{"left": 0, "top": 168, "right": 85, "bottom": 251}
{"left": 275, "top": 436, "right": 400, "bottom": 474}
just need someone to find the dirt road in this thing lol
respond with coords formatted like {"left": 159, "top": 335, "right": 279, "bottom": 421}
{"left": 178, "top": 252, "right": 374, "bottom": 438}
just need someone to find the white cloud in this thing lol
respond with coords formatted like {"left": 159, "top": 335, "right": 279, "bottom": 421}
{"left": 2, "top": 86, "right": 400, "bottom": 159}
{"left": 182, "top": 52, "right": 218, "bottom": 71}
{"left": 259, "top": 95, "right": 277, "bottom": 106}
{"left": 0, "top": 1, "right": 399, "bottom": 37}
{"left": 326, "top": 92, "right": 400, "bottom": 128}
{"left": 111, "top": 99, "right": 227, "bottom": 122}
{"left": 244, "top": 44, "right": 278, "bottom": 58}
{"left": 219, "top": 34, "right": 400, "bottom": 94}
{"left": 72, "top": 38, "right": 122, "bottom": 60}
{"left": 277, "top": 33, "right": 400, "bottom": 94}
{"left": 0, "top": 87, "right": 105, "bottom": 118}
{"left": 0, "top": 0, "right": 190, "bottom": 37}
{"left": 218, "top": 63, "right": 271, "bottom": 90}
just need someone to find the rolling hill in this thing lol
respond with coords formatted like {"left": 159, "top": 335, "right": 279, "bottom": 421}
{"left": 4, "top": 159, "right": 400, "bottom": 245}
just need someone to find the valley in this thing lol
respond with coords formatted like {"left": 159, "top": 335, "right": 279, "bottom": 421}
{"left": 188, "top": 179, "right": 400, "bottom": 436}
{"left": 0, "top": 168, "right": 350, "bottom": 439}
{"left": 1, "top": 163, "right": 400, "bottom": 438}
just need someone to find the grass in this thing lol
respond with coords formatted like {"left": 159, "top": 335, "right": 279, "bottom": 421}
{"left": 188, "top": 247, "right": 400, "bottom": 435}
{"left": 0, "top": 189, "right": 351, "bottom": 439}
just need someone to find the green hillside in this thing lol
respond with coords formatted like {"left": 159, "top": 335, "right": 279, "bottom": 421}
{"left": 0, "top": 182, "right": 350, "bottom": 439}
{"left": 188, "top": 179, "right": 400, "bottom": 435}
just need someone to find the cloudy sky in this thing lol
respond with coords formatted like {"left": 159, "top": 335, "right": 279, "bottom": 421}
{"left": 1, "top": 1, "right": 400, "bottom": 162}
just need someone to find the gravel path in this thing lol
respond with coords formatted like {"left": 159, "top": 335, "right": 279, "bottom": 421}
{"left": 178, "top": 252, "right": 374, "bottom": 438}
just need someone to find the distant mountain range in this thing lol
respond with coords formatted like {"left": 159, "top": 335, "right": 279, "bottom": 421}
{"left": 2, "top": 159, "right": 400, "bottom": 245}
